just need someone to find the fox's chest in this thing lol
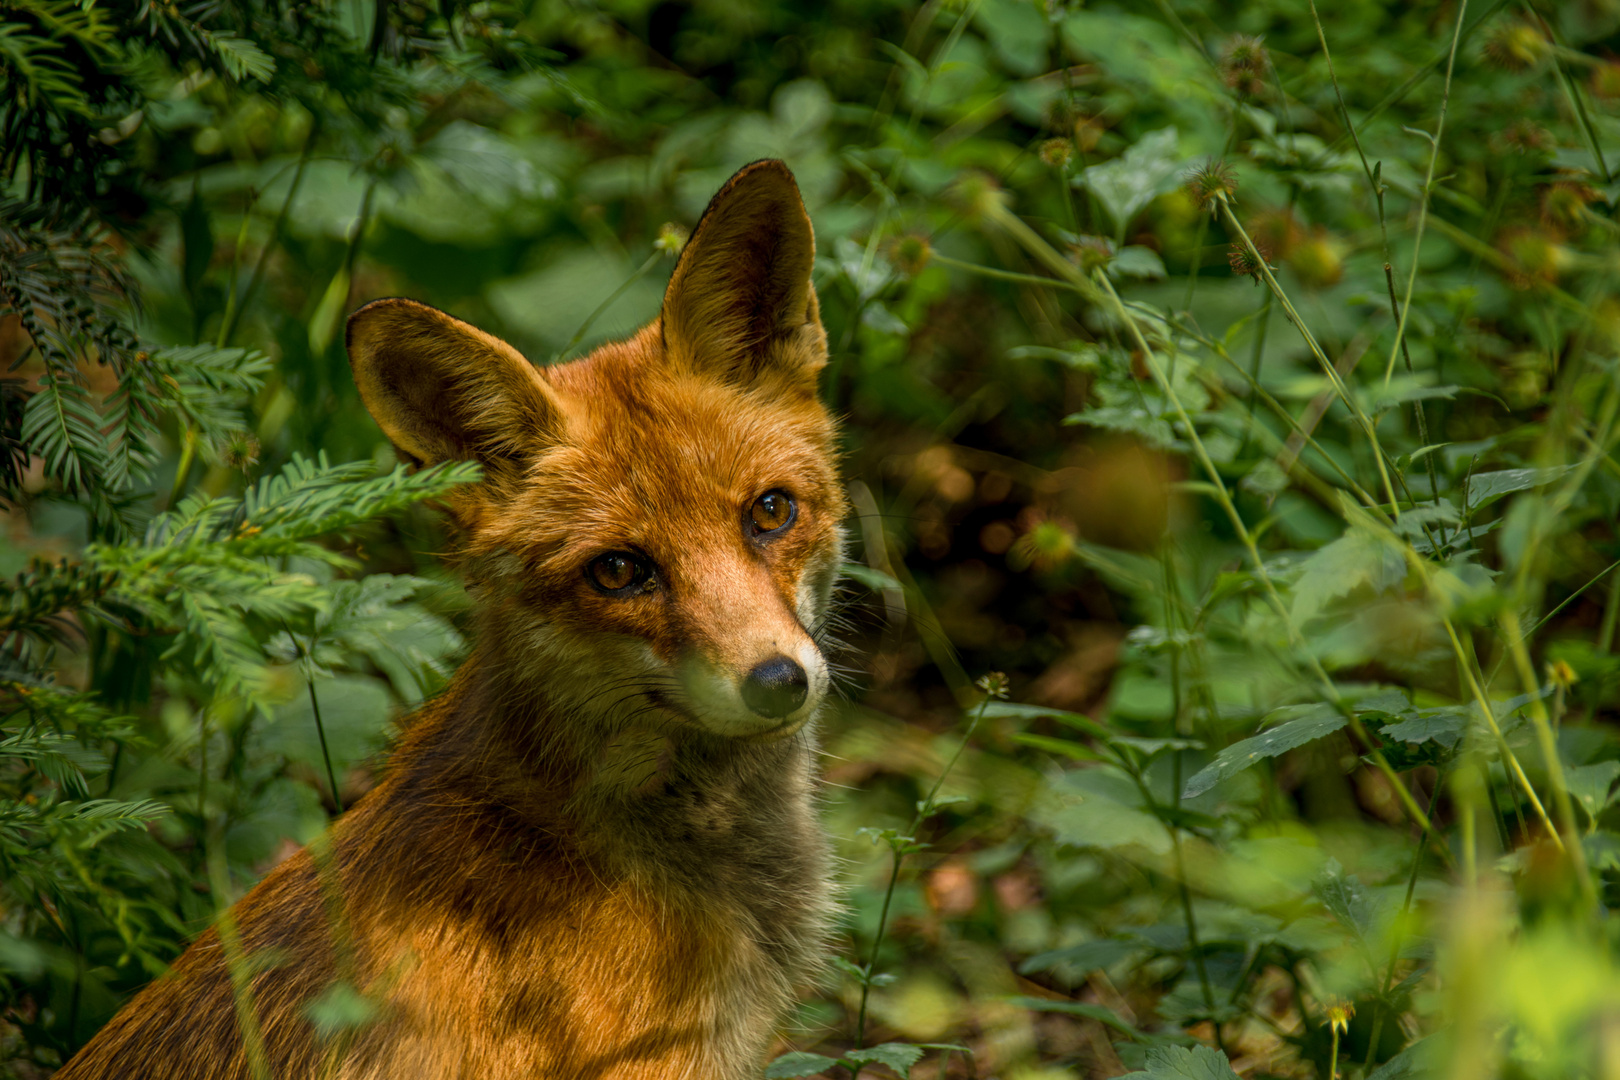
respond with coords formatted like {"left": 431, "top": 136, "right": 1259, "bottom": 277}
{"left": 357, "top": 869, "right": 807, "bottom": 1080}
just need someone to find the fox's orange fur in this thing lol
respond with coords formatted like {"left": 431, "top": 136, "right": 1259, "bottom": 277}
{"left": 59, "top": 160, "right": 846, "bottom": 1080}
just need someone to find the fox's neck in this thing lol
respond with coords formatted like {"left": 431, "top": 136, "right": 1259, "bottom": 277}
{"left": 416, "top": 648, "right": 821, "bottom": 877}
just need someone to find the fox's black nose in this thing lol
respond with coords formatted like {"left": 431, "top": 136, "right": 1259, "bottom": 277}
{"left": 742, "top": 656, "right": 808, "bottom": 719}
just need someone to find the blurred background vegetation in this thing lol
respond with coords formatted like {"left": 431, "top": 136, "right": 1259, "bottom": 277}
{"left": 5, "top": 0, "right": 1620, "bottom": 1077}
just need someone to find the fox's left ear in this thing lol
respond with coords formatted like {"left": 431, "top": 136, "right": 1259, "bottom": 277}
{"left": 661, "top": 159, "right": 825, "bottom": 393}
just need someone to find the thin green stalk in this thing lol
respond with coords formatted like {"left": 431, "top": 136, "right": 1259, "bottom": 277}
{"left": 1234, "top": 286, "right": 1273, "bottom": 462}
{"left": 553, "top": 250, "right": 661, "bottom": 363}
{"left": 214, "top": 208, "right": 255, "bottom": 353}
{"left": 1382, "top": 0, "right": 1470, "bottom": 387}
{"left": 222, "top": 122, "right": 320, "bottom": 348}
{"left": 1499, "top": 608, "right": 1592, "bottom": 898}
{"left": 305, "top": 639, "right": 342, "bottom": 815}
{"left": 1214, "top": 195, "right": 1402, "bottom": 518}
{"left": 853, "top": 687, "right": 997, "bottom": 1048}
{"left": 1159, "top": 547, "right": 1217, "bottom": 1019}
{"left": 1322, "top": 0, "right": 1510, "bottom": 158}
{"left": 208, "top": 840, "right": 275, "bottom": 1080}
{"left": 1523, "top": 1, "right": 1611, "bottom": 184}
{"left": 1363, "top": 764, "right": 1444, "bottom": 1070}
{"left": 1437, "top": 616, "right": 1562, "bottom": 851}
{"left": 930, "top": 252, "right": 1086, "bottom": 292}
{"left": 1601, "top": 575, "right": 1620, "bottom": 654}
{"left": 1093, "top": 270, "right": 1440, "bottom": 844}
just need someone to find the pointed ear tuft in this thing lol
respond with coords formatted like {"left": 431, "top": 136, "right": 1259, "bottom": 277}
{"left": 345, "top": 299, "right": 562, "bottom": 476}
{"left": 661, "top": 159, "right": 826, "bottom": 390}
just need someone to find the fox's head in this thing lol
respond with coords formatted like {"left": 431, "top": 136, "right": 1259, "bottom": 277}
{"left": 346, "top": 161, "right": 845, "bottom": 743}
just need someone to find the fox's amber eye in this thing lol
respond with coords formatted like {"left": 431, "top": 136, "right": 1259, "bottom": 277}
{"left": 588, "top": 552, "right": 649, "bottom": 593}
{"left": 749, "top": 490, "right": 796, "bottom": 535}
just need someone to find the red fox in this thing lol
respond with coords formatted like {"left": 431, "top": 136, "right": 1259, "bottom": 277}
{"left": 59, "top": 160, "right": 846, "bottom": 1079}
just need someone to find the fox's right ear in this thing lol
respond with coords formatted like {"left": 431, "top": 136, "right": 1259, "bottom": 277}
{"left": 345, "top": 299, "right": 563, "bottom": 475}
{"left": 661, "top": 159, "right": 825, "bottom": 394}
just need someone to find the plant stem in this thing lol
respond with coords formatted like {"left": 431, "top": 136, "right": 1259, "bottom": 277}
{"left": 1381, "top": 0, "right": 1470, "bottom": 387}
{"left": 1214, "top": 195, "right": 1402, "bottom": 517}
{"left": 1093, "top": 269, "right": 1441, "bottom": 845}
{"left": 854, "top": 691, "right": 994, "bottom": 1048}
{"left": 553, "top": 250, "right": 662, "bottom": 363}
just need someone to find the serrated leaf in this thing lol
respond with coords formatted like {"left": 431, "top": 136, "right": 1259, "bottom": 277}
{"left": 764, "top": 1052, "right": 840, "bottom": 1078}
{"left": 1315, "top": 860, "right": 1376, "bottom": 955}
{"left": 846, "top": 1043, "right": 925, "bottom": 1077}
{"left": 1036, "top": 767, "right": 1172, "bottom": 854}
{"left": 1118, "top": 1044, "right": 1242, "bottom": 1079}
{"left": 1290, "top": 524, "right": 1406, "bottom": 624}
{"left": 1182, "top": 703, "right": 1346, "bottom": 799}
{"left": 1380, "top": 707, "right": 1469, "bottom": 749}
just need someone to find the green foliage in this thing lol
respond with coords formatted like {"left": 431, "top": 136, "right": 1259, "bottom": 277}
{"left": 6, "top": 0, "right": 1620, "bottom": 1076}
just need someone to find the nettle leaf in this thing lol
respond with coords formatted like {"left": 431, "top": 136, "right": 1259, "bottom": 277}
{"left": 1182, "top": 703, "right": 1347, "bottom": 799}
{"left": 764, "top": 1052, "right": 840, "bottom": 1078}
{"left": 1464, "top": 466, "right": 1575, "bottom": 514}
{"left": 1036, "top": 766, "right": 1172, "bottom": 854}
{"left": 1315, "top": 860, "right": 1376, "bottom": 955}
{"left": 1290, "top": 524, "right": 1406, "bottom": 624}
{"left": 846, "top": 1043, "right": 925, "bottom": 1077}
{"left": 1119, "top": 1044, "right": 1242, "bottom": 1080}
{"left": 1077, "top": 127, "right": 1181, "bottom": 233}
{"left": 1380, "top": 707, "right": 1470, "bottom": 749}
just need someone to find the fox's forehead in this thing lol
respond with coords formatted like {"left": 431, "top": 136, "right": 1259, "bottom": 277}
{"left": 501, "top": 354, "right": 839, "bottom": 557}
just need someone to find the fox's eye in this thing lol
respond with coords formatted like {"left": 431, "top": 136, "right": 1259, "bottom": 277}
{"left": 588, "top": 552, "right": 650, "bottom": 593}
{"left": 749, "top": 491, "right": 796, "bottom": 535}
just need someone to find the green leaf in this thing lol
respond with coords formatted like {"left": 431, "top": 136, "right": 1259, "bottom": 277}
{"left": 1465, "top": 466, "right": 1575, "bottom": 513}
{"left": 1006, "top": 996, "right": 1152, "bottom": 1041}
{"left": 1182, "top": 703, "right": 1347, "bottom": 799}
{"left": 208, "top": 32, "right": 275, "bottom": 82}
{"left": 303, "top": 981, "right": 378, "bottom": 1037}
{"left": 1077, "top": 127, "right": 1181, "bottom": 233}
{"left": 845, "top": 1043, "right": 925, "bottom": 1077}
{"left": 1315, "top": 860, "right": 1375, "bottom": 954}
{"left": 1019, "top": 936, "right": 1142, "bottom": 977}
{"left": 1566, "top": 761, "right": 1620, "bottom": 820}
{"left": 764, "top": 1052, "right": 840, "bottom": 1078}
{"left": 1118, "top": 1044, "right": 1243, "bottom": 1079}
{"left": 1366, "top": 1037, "right": 1438, "bottom": 1080}
{"left": 981, "top": 700, "right": 1114, "bottom": 741}
{"left": 1290, "top": 525, "right": 1406, "bottom": 624}
{"left": 1380, "top": 707, "right": 1470, "bottom": 749}
{"left": 841, "top": 562, "right": 903, "bottom": 592}
{"left": 1036, "top": 767, "right": 1172, "bottom": 854}
{"left": 1111, "top": 245, "right": 1167, "bottom": 280}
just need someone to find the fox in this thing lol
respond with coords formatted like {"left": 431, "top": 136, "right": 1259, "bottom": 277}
{"left": 57, "top": 159, "right": 847, "bottom": 1079}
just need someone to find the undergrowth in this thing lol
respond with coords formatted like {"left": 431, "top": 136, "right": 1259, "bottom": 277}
{"left": 4, "top": 1, "right": 1620, "bottom": 1078}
